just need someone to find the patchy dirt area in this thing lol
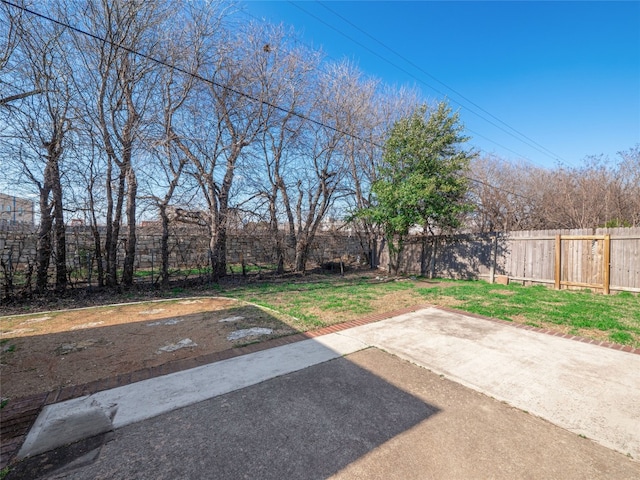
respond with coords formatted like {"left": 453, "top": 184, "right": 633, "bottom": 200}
{"left": 0, "top": 297, "right": 298, "bottom": 399}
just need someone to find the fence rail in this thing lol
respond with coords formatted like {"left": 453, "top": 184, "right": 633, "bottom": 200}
{"left": 2, "top": 225, "right": 639, "bottom": 297}
{"left": 379, "top": 227, "right": 640, "bottom": 294}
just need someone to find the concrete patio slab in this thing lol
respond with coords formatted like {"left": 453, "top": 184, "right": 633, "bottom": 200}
{"left": 11, "top": 306, "right": 640, "bottom": 479}
{"left": 34, "top": 349, "right": 640, "bottom": 480}
{"left": 339, "top": 307, "right": 640, "bottom": 459}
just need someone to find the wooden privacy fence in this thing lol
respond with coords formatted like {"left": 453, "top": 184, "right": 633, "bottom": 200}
{"left": 380, "top": 227, "right": 640, "bottom": 294}
{"left": 1, "top": 224, "right": 638, "bottom": 293}
{"left": 554, "top": 235, "right": 610, "bottom": 294}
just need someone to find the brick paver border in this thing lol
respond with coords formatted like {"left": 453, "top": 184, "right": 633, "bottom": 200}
{"left": 1, "top": 303, "right": 638, "bottom": 468}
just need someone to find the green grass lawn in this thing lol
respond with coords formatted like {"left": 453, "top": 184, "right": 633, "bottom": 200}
{"left": 221, "top": 276, "right": 422, "bottom": 328}
{"left": 416, "top": 281, "right": 640, "bottom": 347}
{"left": 4, "top": 273, "right": 636, "bottom": 348}
{"left": 220, "top": 276, "right": 640, "bottom": 348}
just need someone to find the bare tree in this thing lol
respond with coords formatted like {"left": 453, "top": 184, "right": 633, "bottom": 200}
{"left": 468, "top": 150, "right": 640, "bottom": 232}
{"left": 137, "top": 2, "right": 224, "bottom": 285}
{"left": 468, "top": 156, "right": 547, "bottom": 232}
{"left": 617, "top": 145, "right": 640, "bottom": 226}
{"left": 65, "top": 131, "right": 108, "bottom": 286}
{"left": 169, "top": 21, "right": 269, "bottom": 280}
{"left": 72, "top": 0, "right": 168, "bottom": 287}
{"left": 1, "top": 3, "right": 73, "bottom": 293}
{"left": 281, "top": 62, "right": 354, "bottom": 273}
{"left": 535, "top": 158, "right": 621, "bottom": 230}
{"left": 0, "top": 2, "right": 41, "bottom": 107}
{"left": 244, "top": 26, "right": 319, "bottom": 273}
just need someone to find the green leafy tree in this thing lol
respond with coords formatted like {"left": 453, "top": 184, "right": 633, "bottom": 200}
{"left": 362, "top": 101, "right": 475, "bottom": 274}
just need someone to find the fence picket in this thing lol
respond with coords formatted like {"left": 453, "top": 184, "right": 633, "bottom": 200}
{"left": 379, "top": 227, "right": 640, "bottom": 294}
{"left": 2, "top": 226, "right": 640, "bottom": 295}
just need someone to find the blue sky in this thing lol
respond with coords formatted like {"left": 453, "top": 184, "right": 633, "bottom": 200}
{"left": 239, "top": 1, "right": 640, "bottom": 169}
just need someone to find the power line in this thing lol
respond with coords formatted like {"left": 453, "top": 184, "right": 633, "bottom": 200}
{"left": 237, "top": 7, "right": 542, "bottom": 168}
{"left": 237, "top": 7, "right": 541, "bottom": 198}
{"left": 317, "top": 0, "right": 565, "bottom": 163}
{"left": 463, "top": 175, "right": 535, "bottom": 202}
{"left": 291, "top": 0, "right": 565, "bottom": 165}
{"left": 2, "top": 0, "right": 538, "bottom": 203}
{"left": 0, "top": 0, "right": 374, "bottom": 147}
{"left": 236, "top": 10, "right": 531, "bottom": 161}
{"left": 464, "top": 128, "right": 532, "bottom": 160}
{"left": 282, "top": 5, "right": 538, "bottom": 165}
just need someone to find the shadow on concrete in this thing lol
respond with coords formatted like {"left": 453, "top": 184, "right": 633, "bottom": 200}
{"left": 9, "top": 346, "right": 440, "bottom": 479}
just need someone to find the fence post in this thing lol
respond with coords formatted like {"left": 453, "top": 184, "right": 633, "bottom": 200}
{"left": 429, "top": 237, "right": 438, "bottom": 279}
{"left": 603, "top": 235, "right": 611, "bottom": 295}
{"left": 554, "top": 234, "right": 561, "bottom": 290}
{"left": 489, "top": 232, "right": 498, "bottom": 284}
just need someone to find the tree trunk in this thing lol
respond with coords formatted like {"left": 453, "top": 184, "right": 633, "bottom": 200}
{"left": 385, "top": 234, "right": 403, "bottom": 275}
{"left": 159, "top": 205, "right": 170, "bottom": 286}
{"left": 371, "top": 237, "right": 381, "bottom": 270}
{"left": 266, "top": 185, "right": 285, "bottom": 274}
{"left": 50, "top": 157, "right": 67, "bottom": 293}
{"left": 420, "top": 236, "right": 428, "bottom": 277}
{"left": 210, "top": 224, "right": 227, "bottom": 281}
{"left": 35, "top": 188, "right": 53, "bottom": 293}
{"left": 122, "top": 165, "right": 137, "bottom": 286}
{"left": 210, "top": 147, "right": 239, "bottom": 281}
{"left": 429, "top": 237, "right": 438, "bottom": 279}
{"left": 394, "top": 236, "right": 404, "bottom": 275}
{"left": 272, "top": 226, "right": 285, "bottom": 275}
{"left": 53, "top": 203, "right": 67, "bottom": 292}
{"left": 88, "top": 178, "right": 104, "bottom": 287}
{"left": 104, "top": 161, "right": 115, "bottom": 287}
{"left": 106, "top": 167, "right": 126, "bottom": 287}
{"left": 294, "top": 239, "right": 309, "bottom": 273}
{"left": 91, "top": 224, "right": 104, "bottom": 288}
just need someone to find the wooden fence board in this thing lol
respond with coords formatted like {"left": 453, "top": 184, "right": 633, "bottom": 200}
{"left": 382, "top": 227, "right": 640, "bottom": 293}
{"left": 595, "top": 227, "right": 640, "bottom": 290}
{"left": 3, "top": 225, "right": 639, "bottom": 293}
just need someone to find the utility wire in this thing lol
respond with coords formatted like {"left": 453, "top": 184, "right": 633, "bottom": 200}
{"left": 464, "top": 175, "right": 535, "bottom": 201}
{"left": 0, "top": 0, "right": 375, "bottom": 146}
{"left": 316, "top": 0, "right": 565, "bottom": 163}
{"left": 238, "top": 7, "right": 537, "bottom": 164}
{"left": 3, "top": 0, "right": 538, "bottom": 202}
{"left": 465, "top": 129, "right": 534, "bottom": 161}
{"left": 292, "top": 0, "right": 565, "bottom": 165}
{"left": 286, "top": 2, "right": 537, "bottom": 164}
